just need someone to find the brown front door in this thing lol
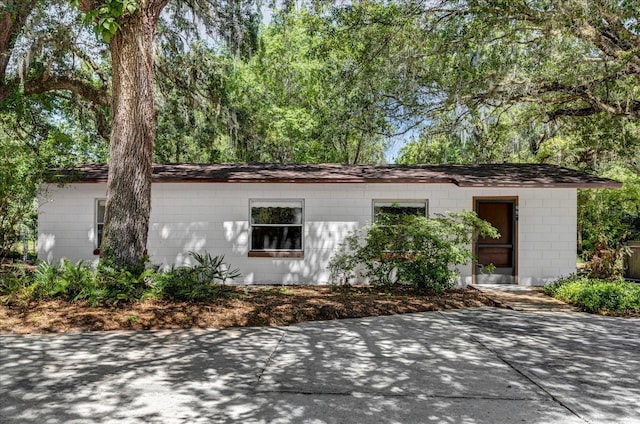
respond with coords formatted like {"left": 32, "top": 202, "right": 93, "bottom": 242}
{"left": 475, "top": 199, "right": 517, "bottom": 284}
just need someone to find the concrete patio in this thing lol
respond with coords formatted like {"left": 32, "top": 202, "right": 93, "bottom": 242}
{"left": 1, "top": 308, "right": 639, "bottom": 423}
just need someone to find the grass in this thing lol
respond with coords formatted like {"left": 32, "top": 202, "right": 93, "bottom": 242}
{"left": 544, "top": 276, "right": 640, "bottom": 315}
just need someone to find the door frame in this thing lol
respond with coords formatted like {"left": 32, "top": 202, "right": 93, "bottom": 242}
{"left": 472, "top": 196, "right": 519, "bottom": 284}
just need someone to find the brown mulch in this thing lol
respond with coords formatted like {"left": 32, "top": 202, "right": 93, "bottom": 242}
{"left": 0, "top": 286, "right": 501, "bottom": 335}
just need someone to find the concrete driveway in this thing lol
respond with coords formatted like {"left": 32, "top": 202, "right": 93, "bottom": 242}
{"left": 1, "top": 308, "right": 639, "bottom": 424}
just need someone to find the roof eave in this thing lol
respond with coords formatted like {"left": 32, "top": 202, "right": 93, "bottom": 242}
{"left": 456, "top": 182, "right": 623, "bottom": 189}
{"left": 48, "top": 180, "right": 622, "bottom": 188}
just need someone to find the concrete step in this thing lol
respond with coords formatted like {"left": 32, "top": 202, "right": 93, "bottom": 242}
{"left": 470, "top": 285, "right": 580, "bottom": 312}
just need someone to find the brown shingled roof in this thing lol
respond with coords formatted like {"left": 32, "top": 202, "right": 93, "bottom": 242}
{"left": 48, "top": 163, "right": 622, "bottom": 188}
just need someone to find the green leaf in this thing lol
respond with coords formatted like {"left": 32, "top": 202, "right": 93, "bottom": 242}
{"left": 125, "top": 1, "right": 138, "bottom": 14}
{"left": 103, "top": 31, "right": 114, "bottom": 43}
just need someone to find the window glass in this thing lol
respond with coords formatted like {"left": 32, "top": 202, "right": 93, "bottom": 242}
{"left": 96, "top": 199, "right": 106, "bottom": 247}
{"left": 373, "top": 200, "right": 427, "bottom": 222}
{"left": 251, "top": 205, "right": 302, "bottom": 225}
{"left": 250, "top": 200, "right": 304, "bottom": 251}
{"left": 251, "top": 227, "right": 303, "bottom": 250}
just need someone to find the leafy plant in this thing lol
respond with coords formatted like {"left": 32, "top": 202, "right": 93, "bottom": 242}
{"left": 1, "top": 252, "right": 241, "bottom": 305}
{"left": 0, "top": 139, "right": 38, "bottom": 261}
{"left": 14, "top": 259, "right": 155, "bottom": 305}
{"left": 188, "top": 251, "right": 240, "bottom": 284}
{"left": 545, "top": 275, "right": 640, "bottom": 314}
{"left": 96, "top": 260, "right": 156, "bottom": 305}
{"left": 578, "top": 166, "right": 640, "bottom": 256}
{"left": 154, "top": 251, "right": 240, "bottom": 302}
{"left": 276, "top": 286, "right": 295, "bottom": 295}
{"left": 58, "top": 260, "right": 96, "bottom": 301}
{"left": 329, "top": 210, "right": 498, "bottom": 291}
{"left": 71, "top": 0, "right": 140, "bottom": 43}
{"left": 31, "top": 261, "right": 64, "bottom": 299}
{"left": 0, "top": 266, "right": 32, "bottom": 303}
{"left": 583, "top": 239, "right": 631, "bottom": 280}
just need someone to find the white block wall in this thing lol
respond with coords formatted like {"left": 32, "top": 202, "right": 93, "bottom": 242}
{"left": 37, "top": 182, "right": 577, "bottom": 286}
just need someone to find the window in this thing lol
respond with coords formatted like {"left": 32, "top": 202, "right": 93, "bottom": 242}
{"left": 95, "top": 199, "right": 106, "bottom": 253}
{"left": 249, "top": 200, "right": 304, "bottom": 257}
{"left": 373, "top": 200, "right": 428, "bottom": 223}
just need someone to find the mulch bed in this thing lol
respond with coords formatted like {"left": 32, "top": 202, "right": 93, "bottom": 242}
{"left": 0, "top": 285, "right": 501, "bottom": 334}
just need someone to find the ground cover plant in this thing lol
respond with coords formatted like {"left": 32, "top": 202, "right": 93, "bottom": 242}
{"left": 329, "top": 210, "right": 498, "bottom": 291}
{"left": 153, "top": 251, "right": 241, "bottom": 302}
{"left": 0, "top": 251, "right": 239, "bottom": 306}
{"left": 544, "top": 275, "right": 640, "bottom": 316}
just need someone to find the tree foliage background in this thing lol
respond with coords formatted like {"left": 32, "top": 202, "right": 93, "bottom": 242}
{"left": 1, "top": 0, "right": 639, "bottom": 259}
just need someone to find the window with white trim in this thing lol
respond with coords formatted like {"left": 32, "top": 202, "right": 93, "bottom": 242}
{"left": 96, "top": 199, "right": 106, "bottom": 248}
{"left": 250, "top": 200, "right": 304, "bottom": 254}
{"left": 373, "top": 200, "right": 428, "bottom": 223}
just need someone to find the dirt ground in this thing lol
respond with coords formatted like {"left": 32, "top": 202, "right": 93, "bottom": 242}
{"left": 0, "top": 285, "right": 500, "bottom": 334}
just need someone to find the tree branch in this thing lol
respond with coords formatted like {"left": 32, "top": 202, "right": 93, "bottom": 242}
{"left": 89, "top": 102, "right": 111, "bottom": 140}
{"left": 68, "top": 44, "right": 110, "bottom": 90}
{"left": 23, "top": 75, "right": 110, "bottom": 107}
{"left": 548, "top": 106, "right": 599, "bottom": 120}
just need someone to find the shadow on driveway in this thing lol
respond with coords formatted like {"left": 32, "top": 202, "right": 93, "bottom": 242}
{"left": 1, "top": 308, "right": 638, "bottom": 423}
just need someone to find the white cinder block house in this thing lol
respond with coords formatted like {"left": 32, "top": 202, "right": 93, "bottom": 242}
{"left": 38, "top": 163, "right": 620, "bottom": 286}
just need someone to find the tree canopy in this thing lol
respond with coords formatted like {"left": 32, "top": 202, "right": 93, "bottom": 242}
{"left": 1, "top": 0, "right": 639, "bottom": 263}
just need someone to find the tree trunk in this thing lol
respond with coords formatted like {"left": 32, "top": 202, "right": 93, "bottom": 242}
{"left": 100, "top": 2, "right": 167, "bottom": 269}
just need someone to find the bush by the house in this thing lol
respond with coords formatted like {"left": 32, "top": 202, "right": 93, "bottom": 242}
{"left": 582, "top": 239, "right": 631, "bottom": 280}
{"left": 153, "top": 251, "right": 240, "bottom": 302}
{"left": 33, "top": 260, "right": 96, "bottom": 301}
{"left": 4, "top": 259, "right": 153, "bottom": 305}
{"left": 544, "top": 275, "right": 640, "bottom": 314}
{"left": 96, "top": 261, "right": 157, "bottom": 305}
{"left": 0, "top": 266, "right": 31, "bottom": 301}
{"left": 328, "top": 210, "right": 498, "bottom": 291}
{"left": 0, "top": 251, "right": 240, "bottom": 305}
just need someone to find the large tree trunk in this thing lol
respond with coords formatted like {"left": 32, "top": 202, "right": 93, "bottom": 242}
{"left": 100, "top": 2, "right": 167, "bottom": 269}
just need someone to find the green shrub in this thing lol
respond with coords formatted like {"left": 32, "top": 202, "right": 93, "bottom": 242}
{"left": 29, "top": 260, "right": 105, "bottom": 303}
{"left": 328, "top": 210, "right": 498, "bottom": 291}
{"left": 578, "top": 166, "right": 640, "bottom": 256}
{"left": 58, "top": 260, "right": 96, "bottom": 301}
{"left": 582, "top": 240, "right": 631, "bottom": 280}
{"left": 31, "top": 261, "right": 64, "bottom": 298}
{"left": 7, "top": 259, "right": 155, "bottom": 305}
{"left": 0, "top": 266, "right": 32, "bottom": 302}
{"left": 545, "top": 276, "right": 640, "bottom": 313}
{"left": 1, "top": 252, "right": 242, "bottom": 305}
{"left": 95, "top": 261, "right": 156, "bottom": 305}
{"left": 154, "top": 251, "right": 240, "bottom": 301}
{"left": 0, "top": 141, "right": 39, "bottom": 261}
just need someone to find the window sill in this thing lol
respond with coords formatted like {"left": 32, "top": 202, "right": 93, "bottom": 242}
{"left": 248, "top": 251, "right": 304, "bottom": 258}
